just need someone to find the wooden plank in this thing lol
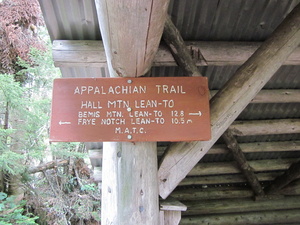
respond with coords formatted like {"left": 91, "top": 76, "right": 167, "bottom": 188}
{"left": 52, "top": 40, "right": 300, "bottom": 67}
{"left": 182, "top": 196, "right": 300, "bottom": 215}
{"left": 164, "top": 211, "right": 181, "bottom": 225}
{"left": 160, "top": 197, "right": 187, "bottom": 212}
{"left": 158, "top": 4, "right": 300, "bottom": 199}
{"left": 180, "top": 209, "right": 300, "bottom": 225}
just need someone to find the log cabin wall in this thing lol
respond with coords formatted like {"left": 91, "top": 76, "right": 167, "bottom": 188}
{"left": 39, "top": 0, "right": 300, "bottom": 224}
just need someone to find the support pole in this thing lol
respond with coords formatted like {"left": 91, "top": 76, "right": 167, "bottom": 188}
{"left": 95, "top": 0, "right": 170, "bottom": 224}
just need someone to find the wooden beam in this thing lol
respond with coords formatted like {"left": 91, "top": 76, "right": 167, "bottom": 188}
{"left": 189, "top": 158, "right": 298, "bottom": 177}
{"left": 52, "top": 40, "right": 300, "bottom": 67}
{"left": 179, "top": 172, "right": 283, "bottom": 186}
{"left": 95, "top": 0, "right": 169, "bottom": 77}
{"left": 95, "top": 0, "right": 170, "bottom": 224}
{"left": 230, "top": 119, "right": 300, "bottom": 136}
{"left": 182, "top": 196, "right": 300, "bottom": 216}
{"left": 210, "top": 89, "right": 300, "bottom": 103}
{"left": 158, "top": 4, "right": 300, "bottom": 199}
{"left": 222, "top": 129, "right": 264, "bottom": 196}
{"left": 265, "top": 160, "right": 300, "bottom": 194}
{"left": 180, "top": 209, "right": 300, "bottom": 225}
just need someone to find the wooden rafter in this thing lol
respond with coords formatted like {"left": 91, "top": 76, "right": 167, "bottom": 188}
{"left": 162, "top": 15, "right": 264, "bottom": 197}
{"left": 158, "top": 4, "right": 300, "bottom": 199}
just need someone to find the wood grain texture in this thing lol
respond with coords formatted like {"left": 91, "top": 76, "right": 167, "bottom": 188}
{"left": 101, "top": 142, "right": 158, "bottom": 224}
{"left": 158, "top": 3, "right": 300, "bottom": 199}
{"left": 95, "top": 0, "right": 169, "bottom": 77}
{"left": 52, "top": 40, "right": 300, "bottom": 67}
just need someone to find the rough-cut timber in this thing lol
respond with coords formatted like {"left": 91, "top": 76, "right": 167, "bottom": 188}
{"left": 94, "top": 0, "right": 170, "bottom": 224}
{"left": 223, "top": 129, "right": 264, "bottom": 196}
{"left": 158, "top": 3, "right": 300, "bottom": 199}
{"left": 265, "top": 160, "right": 300, "bottom": 194}
{"left": 52, "top": 40, "right": 300, "bottom": 67}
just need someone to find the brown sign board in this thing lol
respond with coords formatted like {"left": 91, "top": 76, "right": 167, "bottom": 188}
{"left": 50, "top": 77, "right": 211, "bottom": 142}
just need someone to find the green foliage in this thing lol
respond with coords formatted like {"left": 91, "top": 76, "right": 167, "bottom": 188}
{"left": 0, "top": 192, "right": 39, "bottom": 225}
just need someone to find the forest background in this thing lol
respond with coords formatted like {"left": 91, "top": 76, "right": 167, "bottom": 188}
{"left": 0, "top": 0, "right": 101, "bottom": 224}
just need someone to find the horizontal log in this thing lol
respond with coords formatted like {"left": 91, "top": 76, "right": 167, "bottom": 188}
{"left": 210, "top": 89, "right": 300, "bottom": 103}
{"left": 28, "top": 160, "right": 69, "bottom": 174}
{"left": 179, "top": 172, "right": 282, "bottom": 186}
{"left": 172, "top": 187, "right": 253, "bottom": 201}
{"left": 180, "top": 209, "right": 300, "bottom": 225}
{"left": 189, "top": 158, "right": 299, "bottom": 176}
{"left": 182, "top": 196, "right": 300, "bottom": 215}
{"left": 207, "top": 141, "right": 300, "bottom": 155}
{"left": 230, "top": 119, "right": 300, "bottom": 136}
{"left": 52, "top": 40, "right": 300, "bottom": 67}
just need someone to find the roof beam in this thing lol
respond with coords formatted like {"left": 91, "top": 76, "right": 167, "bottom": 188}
{"left": 52, "top": 40, "right": 300, "bottom": 67}
{"left": 158, "top": 3, "right": 300, "bottom": 199}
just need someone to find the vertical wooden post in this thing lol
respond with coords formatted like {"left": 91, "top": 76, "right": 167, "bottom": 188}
{"left": 95, "top": 0, "right": 169, "bottom": 224}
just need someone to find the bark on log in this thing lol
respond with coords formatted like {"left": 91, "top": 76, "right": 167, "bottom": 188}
{"left": 265, "top": 160, "right": 300, "bottom": 194}
{"left": 158, "top": 3, "right": 300, "bottom": 199}
{"left": 28, "top": 160, "right": 69, "bottom": 174}
{"left": 223, "top": 129, "right": 264, "bottom": 196}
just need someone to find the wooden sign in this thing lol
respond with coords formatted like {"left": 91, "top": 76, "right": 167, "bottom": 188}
{"left": 50, "top": 77, "right": 211, "bottom": 142}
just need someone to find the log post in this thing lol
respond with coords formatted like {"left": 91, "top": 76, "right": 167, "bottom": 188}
{"left": 158, "top": 3, "right": 300, "bottom": 199}
{"left": 94, "top": 0, "right": 170, "bottom": 224}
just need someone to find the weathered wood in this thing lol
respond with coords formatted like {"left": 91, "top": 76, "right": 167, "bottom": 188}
{"left": 172, "top": 187, "right": 254, "bottom": 201}
{"left": 189, "top": 158, "right": 298, "bottom": 177}
{"left": 180, "top": 173, "right": 277, "bottom": 187}
{"left": 265, "top": 160, "right": 300, "bottom": 194}
{"left": 160, "top": 197, "right": 187, "bottom": 212}
{"left": 223, "top": 129, "right": 264, "bottom": 196}
{"left": 182, "top": 196, "right": 300, "bottom": 215}
{"left": 158, "top": 4, "right": 300, "bottom": 199}
{"left": 162, "top": 16, "right": 206, "bottom": 77}
{"left": 179, "top": 172, "right": 282, "bottom": 187}
{"left": 28, "top": 160, "right": 69, "bottom": 174}
{"left": 280, "top": 179, "right": 300, "bottom": 195}
{"left": 230, "top": 119, "right": 300, "bottom": 136}
{"left": 101, "top": 142, "right": 158, "bottom": 224}
{"left": 95, "top": 0, "right": 169, "bottom": 77}
{"left": 160, "top": 197, "right": 187, "bottom": 225}
{"left": 206, "top": 141, "right": 300, "bottom": 155}
{"left": 180, "top": 209, "right": 300, "bottom": 225}
{"left": 210, "top": 89, "right": 300, "bottom": 103}
{"left": 95, "top": 1, "right": 170, "bottom": 224}
{"left": 52, "top": 40, "right": 300, "bottom": 67}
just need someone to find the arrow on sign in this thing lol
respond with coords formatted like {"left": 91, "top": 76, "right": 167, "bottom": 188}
{"left": 189, "top": 111, "right": 202, "bottom": 116}
{"left": 59, "top": 121, "right": 71, "bottom": 125}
